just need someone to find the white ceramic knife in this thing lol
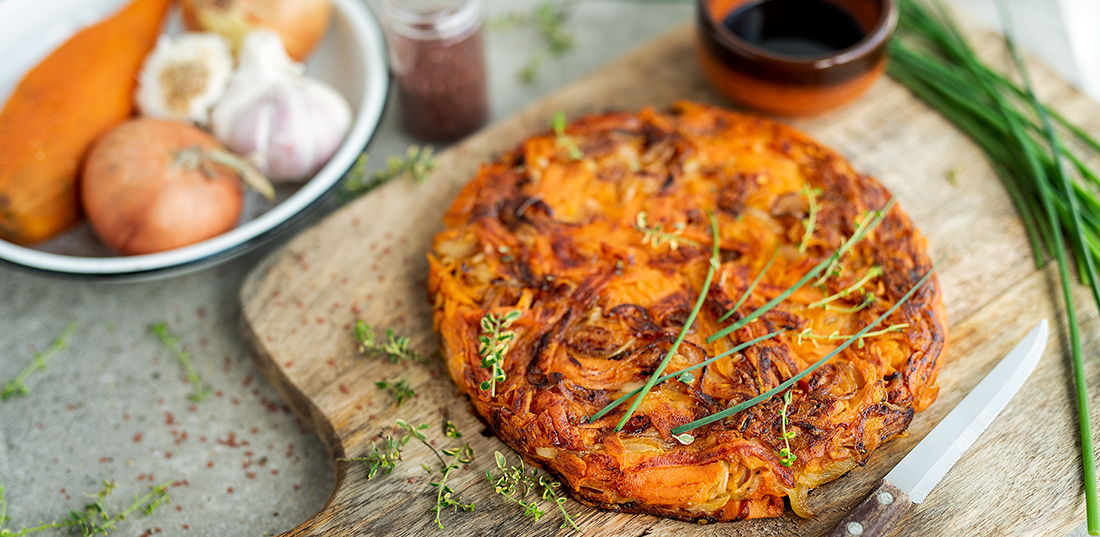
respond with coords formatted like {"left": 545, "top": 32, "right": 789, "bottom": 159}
{"left": 827, "top": 319, "right": 1049, "bottom": 537}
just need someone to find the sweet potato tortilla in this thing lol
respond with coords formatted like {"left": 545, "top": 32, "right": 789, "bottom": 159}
{"left": 428, "top": 101, "right": 947, "bottom": 521}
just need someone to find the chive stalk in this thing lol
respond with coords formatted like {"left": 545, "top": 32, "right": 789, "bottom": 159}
{"left": 612, "top": 212, "right": 722, "bottom": 431}
{"left": 707, "top": 199, "right": 896, "bottom": 343}
{"left": 671, "top": 260, "right": 940, "bottom": 435}
{"left": 588, "top": 329, "right": 785, "bottom": 423}
{"left": 890, "top": 0, "right": 1099, "bottom": 531}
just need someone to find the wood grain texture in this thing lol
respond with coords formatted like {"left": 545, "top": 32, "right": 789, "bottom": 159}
{"left": 239, "top": 21, "right": 1100, "bottom": 537}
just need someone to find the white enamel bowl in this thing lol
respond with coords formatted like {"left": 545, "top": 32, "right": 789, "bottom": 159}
{"left": 0, "top": 0, "right": 388, "bottom": 279}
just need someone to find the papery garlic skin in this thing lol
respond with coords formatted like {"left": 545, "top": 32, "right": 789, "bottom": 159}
{"left": 212, "top": 31, "right": 352, "bottom": 182}
{"left": 136, "top": 33, "right": 233, "bottom": 126}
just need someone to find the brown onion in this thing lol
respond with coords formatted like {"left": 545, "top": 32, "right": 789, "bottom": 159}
{"left": 180, "top": 0, "right": 333, "bottom": 61}
{"left": 81, "top": 118, "right": 271, "bottom": 255}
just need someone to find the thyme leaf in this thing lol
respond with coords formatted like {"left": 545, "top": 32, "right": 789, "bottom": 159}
{"left": 151, "top": 323, "right": 211, "bottom": 403}
{"left": 552, "top": 111, "right": 584, "bottom": 160}
{"left": 799, "top": 185, "right": 823, "bottom": 253}
{"left": 634, "top": 211, "right": 701, "bottom": 251}
{"left": 376, "top": 376, "right": 416, "bottom": 407}
{"left": 778, "top": 390, "right": 797, "bottom": 467}
{"left": 1, "top": 322, "right": 76, "bottom": 401}
{"left": 444, "top": 420, "right": 462, "bottom": 439}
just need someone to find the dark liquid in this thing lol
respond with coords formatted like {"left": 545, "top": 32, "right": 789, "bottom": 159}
{"left": 724, "top": 0, "right": 866, "bottom": 57}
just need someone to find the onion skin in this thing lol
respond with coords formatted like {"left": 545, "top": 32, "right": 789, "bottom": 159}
{"left": 81, "top": 118, "right": 244, "bottom": 256}
{"left": 180, "top": 0, "right": 333, "bottom": 61}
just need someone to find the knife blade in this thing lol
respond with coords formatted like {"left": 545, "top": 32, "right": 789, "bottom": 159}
{"left": 826, "top": 318, "right": 1049, "bottom": 537}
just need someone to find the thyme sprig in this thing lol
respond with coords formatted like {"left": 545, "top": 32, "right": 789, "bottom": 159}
{"left": 799, "top": 185, "right": 823, "bottom": 253}
{"left": 807, "top": 266, "right": 883, "bottom": 310}
{"left": 336, "top": 154, "right": 371, "bottom": 203}
{"left": 487, "top": 452, "right": 544, "bottom": 521}
{"left": 1, "top": 322, "right": 76, "bottom": 401}
{"left": 444, "top": 420, "right": 462, "bottom": 439}
{"left": 552, "top": 111, "right": 584, "bottom": 160}
{"left": 378, "top": 145, "right": 438, "bottom": 184}
{"left": 393, "top": 420, "right": 476, "bottom": 529}
{"left": 0, "top": 478, "right": 171, "bottom": 537}
{"left": 709, "top": 199, "right": 896, "bottom": 344}
{"left": 487, "top": 452, "right": 582, "bottom": 531}
{"left": 338, "top": 425, "right": 413, "bottom": 480}
{"left": 796, "top": 323, "right": 909, "bottom": 348}
{"left": 356, "top": 321, "right": 425, "bottom": 363}
{"left": 778, "top": 390, "right": 797, "bottom": 467}
{"left": 672, "top": 259, "right": 940, "bottom": 436}
{"left": 478, "top": 310, "right": 522, "bottom": 397}
{"left": 151, "top": 323, "right": 211, "bottom": 403}
{"left": 613, "top": 212, "right": 721, "bottom": 432}
{"left": 535, "top": 475, "right": 580, "bottom": 531}
{"left": 428, "top": 445, "right": 475, "bottom": 529}
{"left": 337, "top": 145, "right": 439, "bottom": 202}
{"left": 635, "top": 212, "right": 701, "bottom": 251}
{"left": 492, "top": 2, "right": 575, "bottom": 83}
{"left": 376, "top": 376, "right": 416, "bottom": 407}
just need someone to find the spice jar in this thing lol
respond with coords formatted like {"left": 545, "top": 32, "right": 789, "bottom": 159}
{"left": 382, "top": 0, "right": 489, "bottom": 142}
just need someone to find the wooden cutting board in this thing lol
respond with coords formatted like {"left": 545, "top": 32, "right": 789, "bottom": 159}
{"left": 239, "top": 21, "right": 1100, "bottom": 537}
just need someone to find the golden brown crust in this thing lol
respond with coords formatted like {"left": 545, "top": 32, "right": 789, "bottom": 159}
{"left": 428, "top": 101, "right": 948, "bottom": 521}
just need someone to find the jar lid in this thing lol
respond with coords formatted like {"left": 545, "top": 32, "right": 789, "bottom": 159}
{"left": 382, "top": 0, "right": 481, "bottom": 41}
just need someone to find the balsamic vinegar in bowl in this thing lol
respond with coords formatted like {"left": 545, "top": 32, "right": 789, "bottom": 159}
{"left": 724, "top": 0, "right": 866, "bottom": 57}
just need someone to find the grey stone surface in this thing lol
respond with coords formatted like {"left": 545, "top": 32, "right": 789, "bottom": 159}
{"left": 0, "top": 0, "right": 1091, "bottom": 535}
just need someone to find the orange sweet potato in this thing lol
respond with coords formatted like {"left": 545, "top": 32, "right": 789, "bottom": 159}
{"left": 0, "top": 0, "right": 172, "bottom": 245}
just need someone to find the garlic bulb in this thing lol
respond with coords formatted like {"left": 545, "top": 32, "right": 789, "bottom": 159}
{"left": 211, "top": 31, "right": 352, "bottom": 182}
{"left": 136, "top": 33, "right": 233, "bottom": 126}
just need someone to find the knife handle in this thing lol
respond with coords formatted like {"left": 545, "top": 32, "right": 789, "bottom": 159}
{"left": 826, "top": 479, "right": 912, "bottom": 537}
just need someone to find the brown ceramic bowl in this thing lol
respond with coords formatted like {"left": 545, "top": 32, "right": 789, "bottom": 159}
{"left": 696, "top": 0, "right": 897, "bottom": 116}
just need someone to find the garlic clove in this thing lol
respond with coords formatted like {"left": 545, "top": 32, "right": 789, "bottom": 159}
{"left": 300, "top": 77, "right": 352, "bottom": 163}
{"left": 224, "top": 92, "right": 274, "bottom": 168}
{"left": 136, "top": 33, "right": 234, "bottom": 126}
{"left": 211, "top": 30, "right": 353, "bottom": 183}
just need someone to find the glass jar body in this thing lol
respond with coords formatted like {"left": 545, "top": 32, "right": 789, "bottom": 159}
{"left": 382, "top": 0, "right": 489, "bottom": 142}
